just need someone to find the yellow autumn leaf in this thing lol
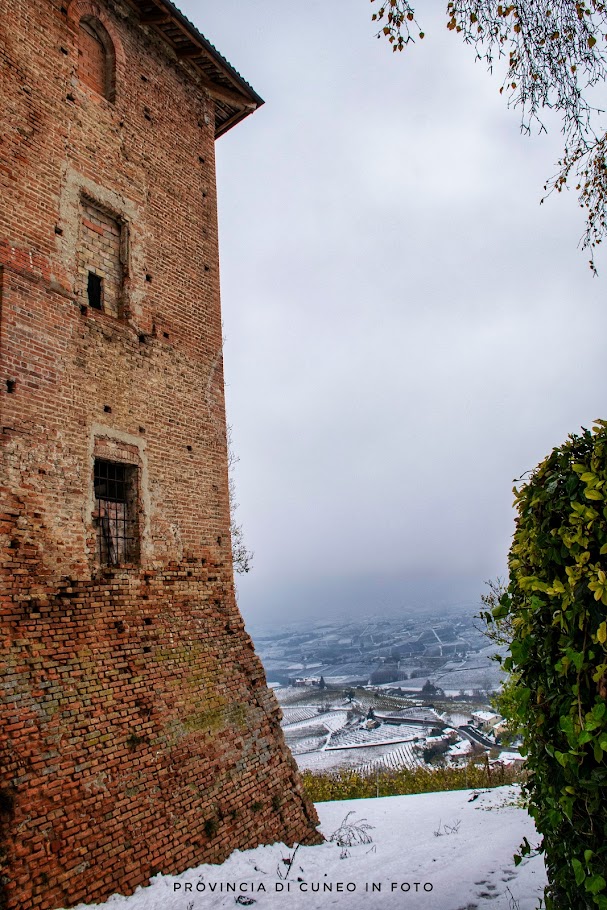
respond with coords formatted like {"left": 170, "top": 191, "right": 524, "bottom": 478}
{"left": 585, "top": 489, "right": 603, "bottom": 500}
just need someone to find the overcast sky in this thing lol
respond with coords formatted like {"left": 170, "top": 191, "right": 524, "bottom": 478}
{"left": 177, "top": 0, "right": 607, "bottom": 626}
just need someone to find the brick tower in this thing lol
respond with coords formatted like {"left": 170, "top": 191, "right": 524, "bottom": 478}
{"left": 0, "top": 2, "right": 320, "bottom": 909}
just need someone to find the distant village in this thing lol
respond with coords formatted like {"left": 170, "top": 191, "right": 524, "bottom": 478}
{"left": 250, "top": 608, "right": 521, "bottom": 776}
{"left": 251, "top": 608, "right": 505, "bottom": 695}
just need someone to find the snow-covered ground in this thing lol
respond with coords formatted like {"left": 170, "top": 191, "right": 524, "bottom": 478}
{"left": 63, "top": 786, "right": 547, "bottom": 910}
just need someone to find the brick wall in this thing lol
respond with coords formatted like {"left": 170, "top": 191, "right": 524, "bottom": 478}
{"left": 78, "top": 19, "right": 108, "bottom": 98}
{"left": 0, "top": 2, "right": 320, "bottom": 908}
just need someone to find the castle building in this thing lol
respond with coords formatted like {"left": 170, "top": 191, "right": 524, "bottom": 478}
{"left": 0, "top": 2, "right": 320, "bottom": 908}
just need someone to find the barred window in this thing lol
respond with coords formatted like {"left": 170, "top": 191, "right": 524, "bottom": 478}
{"left": 93, "top": 459, "right": 139, "bottom": 565}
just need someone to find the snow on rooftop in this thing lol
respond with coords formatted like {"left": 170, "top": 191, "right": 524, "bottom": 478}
{"left": 498, "top": 751, "right": 525, "bottom": 764}
{"left": 447, "top": 739, "right": 473, "bottom": 757}
{"left": 472, "top": 711, "right": 501, "bottom": 722}
{"left": 61, "top": 786, "right": 546, "bottom": 910}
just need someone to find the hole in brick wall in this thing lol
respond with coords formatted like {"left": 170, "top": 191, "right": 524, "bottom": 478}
{"left": 103, "top": 405, "right": 112, "bottom": 413}
{"left": 145, "top": 274, "right": 152, "bottom": 283}
{"left": 80, "top": 304, "right": 88, "bottom": 315}
{"left": 66, "top": 93, "right": 75, "bottom": 102}
{"left": 203, "top": 818, "right": 218, "bottom": 838}
{"left": 143, "top": 646, "right": 151, "bottom": 653}
{"left": 6, "top": 379, "right": 16, "bottom": 393}
{"left": 0, "top": 790, "right": 15, "bottom": 815}
{"left": 87, "top": 271, "right": 103, "bottom": 310}
{"left": 141, "top": 74, "right": 148, "bottom": 82}
{"left": 115, "top": 620, "right": 125, "bottom": 633}
{"left": 138, "top": 334, "right": 146, "bottom": 344}
{"left": 127, "top": 733, "right": 144, "bottom": 750}
{"left": 144, "top": 109, "right": 152, "bottom": 122}
{"left": 55, "top": 225, "right": 63, "bottom": 235}
{"left": 60, "top": 46, "right": 68, "bottom": 55}
{"left": 60, "top": 6, "right": 67, "bottom": 13}
{"left": 217, "top": 536, "right": 222, "bottom": 546}
{"left": 162, "top": 331, "right": 169, "bottom": 339}
{"left": 139, "top": 426, "right": 145, "bottom": 434}
{"left": 187, "top": 570, "right": 192, "bottom": 577}
{"left": 201, "top": 558, "right": 206, "bottom": 565}
{"left": 202, "top": 191, "right": 207, "bottom": 198}
{"left": 204, "top": 265, "right": 210, "bottom": 271}
{"left": 186, "top": 445, "right": 192, "bottom": 452}
{"left": 198, "top": 156, "right": 205, "bottom": 163}
{"left": 144, "top": 617, "right": 152, "bottom": 625}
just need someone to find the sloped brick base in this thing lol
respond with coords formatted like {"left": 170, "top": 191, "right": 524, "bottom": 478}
{"left": 0, "top": 501, "right": 320, "bottom": 910}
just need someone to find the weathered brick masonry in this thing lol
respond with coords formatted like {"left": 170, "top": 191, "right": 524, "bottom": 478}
{"left": 0, "top": 2, "right": 321, "bottom": 908}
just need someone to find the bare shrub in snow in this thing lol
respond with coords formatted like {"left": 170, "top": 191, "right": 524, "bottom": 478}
{"left": 433, "top": 818, "right": 462, "bottom": 837}
{"left": 329, "top": 811, "right": 374, "bottom": 847}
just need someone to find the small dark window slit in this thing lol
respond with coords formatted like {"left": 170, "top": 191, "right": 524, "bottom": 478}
{"left": 87, "top": 271, "right": 103, "bottom": 310}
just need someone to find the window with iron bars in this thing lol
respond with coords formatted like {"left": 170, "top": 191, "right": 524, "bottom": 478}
{"left": 93, "top": 459, "right": 139, "bottom": 565}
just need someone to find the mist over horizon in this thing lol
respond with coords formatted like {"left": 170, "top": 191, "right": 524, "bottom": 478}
{"left": 237, "top": 571, "right": 494, "bottom": 629}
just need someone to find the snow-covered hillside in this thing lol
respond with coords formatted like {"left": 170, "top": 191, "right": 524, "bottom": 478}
{"left": 63, "top": 786, "right": 547, "bottom": 910}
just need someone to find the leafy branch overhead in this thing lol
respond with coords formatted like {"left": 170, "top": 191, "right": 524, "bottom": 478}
{"left": 371, "top": 0, "right": 607, "bottom": 270}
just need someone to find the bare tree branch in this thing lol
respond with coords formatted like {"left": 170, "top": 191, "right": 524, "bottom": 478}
{"left": 227, "top": 424, "right": 253, "bottom": 575}
{"left": 372, "top": 0, "right": 607, "bottom": 270}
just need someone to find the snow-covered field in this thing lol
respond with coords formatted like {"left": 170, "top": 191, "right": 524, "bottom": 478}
{"left": 63, "top": 786, "right": 547, "bottom": 910}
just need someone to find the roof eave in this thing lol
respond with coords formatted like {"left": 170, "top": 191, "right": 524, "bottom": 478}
{"left": 127, "top": 0, "right": 264, "bottom": 137}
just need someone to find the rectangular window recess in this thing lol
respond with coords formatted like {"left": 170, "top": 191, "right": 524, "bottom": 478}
{"left": 94, "top": 459, "right": 139, "bottom": 566}
{"left": 87, "top": 271, "right": 103, "bottom": 310}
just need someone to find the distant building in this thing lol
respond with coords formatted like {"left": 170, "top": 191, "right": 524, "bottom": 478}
{"left": 471, "top": 710, "right": 502, "bottom": 732}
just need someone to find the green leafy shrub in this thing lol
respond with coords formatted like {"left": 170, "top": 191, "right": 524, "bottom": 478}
{"left": 301, "top": 760, "right": 521, "bottom": 803}
{"left": 496, "top": 420, "right": 607, "bottom": 909}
